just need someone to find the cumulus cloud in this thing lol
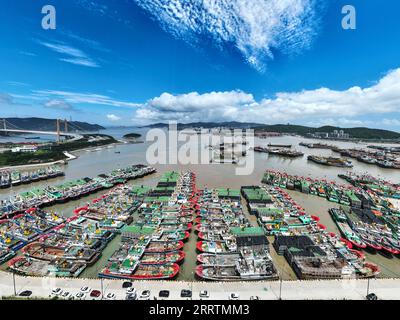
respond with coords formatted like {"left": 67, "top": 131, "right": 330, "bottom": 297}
{"left": 132, "top": 0, "right": 323, "bottom": 71}
{"left": 133, "top": 68, "right": 400, "bottom": 128}
{"left": 107, "top": 114, "right": 121, "bottom": 121}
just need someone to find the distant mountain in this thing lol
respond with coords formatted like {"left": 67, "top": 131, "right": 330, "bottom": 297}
{"left": 141, "top": 121, "right": 264, "bottom": 130}
{"left": 2, "top": 117, "right": 104, "bottom": 132}
{"left": 141, "top": 121, "right": 400, "bottom": 140}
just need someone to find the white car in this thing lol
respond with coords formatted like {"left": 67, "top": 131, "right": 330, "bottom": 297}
{"left": 105, "top": 293, "right": 116, "bottom": 300}
{"left": 139, "top": 290, "right": 151, "bottom": 300}
{"left": 199, "top": 290, "right": 210, "bottom": 298}
{"left": 229, "top": 293, "right": 240, "bottom": 300}
{"left": 80, "top": 286, "right": 91, "bottom": 293}
{"left": 51, "top": 288, "right": 63, "bottom": 296}
{"left": 126, "top": 287, "right": 137, "bottom": 295}
{"left": 75, "top": 292, "right": 86, "bottom": 300}
{"left": 61, "top": 291, "right": 72, "bottom": 299}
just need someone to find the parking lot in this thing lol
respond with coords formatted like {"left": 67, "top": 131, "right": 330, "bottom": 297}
{"left": 1, "top": 271, "right": 400, "bottom": 300}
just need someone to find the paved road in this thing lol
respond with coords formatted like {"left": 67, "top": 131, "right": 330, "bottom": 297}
{"left": 0, "top": 271, "right": 399, "bottom": 300}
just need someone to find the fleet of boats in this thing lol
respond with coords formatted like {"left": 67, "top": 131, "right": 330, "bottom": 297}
{"left": 195, "top": 187, "right": 278, "bottom": 281}
{"left": 298, "top": 142, "right": 400, "bottom": 169}
{"left": 0, "top": 165, "right": 156, "bottom": 219}
{"left": 243, "top": 183, "right": 381, "bottom": 279}
{"left": 5, "top": 173, "right": 156, "bottom": 277}
{"left": 262, "top": 170, "right": 400, "bottom": 259}
{"left": 98, "top": 171, "right": 196, "bottom": 280}
{"left": 1, "top": 163, "right": 399, "bottom": 282}
{"left": 0, "top": 166, "right": 64, "bottom": 189}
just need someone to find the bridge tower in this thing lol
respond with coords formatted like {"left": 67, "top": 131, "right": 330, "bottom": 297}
{"left": 1, "top": 119, "right": 6, "bottom": 135}
{"left": 56, "top": 118, "right": 61, "bottom": 143}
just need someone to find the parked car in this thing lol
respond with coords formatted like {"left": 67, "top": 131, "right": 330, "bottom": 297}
{"left": 122, "top": 281, "right": 132, "bottom": 289}
{"left": 366, "top": 293, "right": 378, "bottom": 300}
{"left": 80, "top": 286, "right": 91, "bottom": 293}
{"left": 159, "top": 290, "right": 170, "bottom": 298}
{"left": 199, "top": 290, "right": 209, "bottom": 298}
{"left": 90, "top": 290, "right": 102, "bottom": 299}
{"left": 105, "top": 293, "right": 116, "bottom": 300}
{"left": 126, "top": 287, "right": 137, "bottom": 295}
{"left": 61, "top": 291, "right": 72, "bottom": 299}
{"left": 181, "top": 289, "right": 192, "bottom": 298}
{"left": 139, "top": 290, "right": 151, "bottom": 300}
{"left": 19, "top": 290, "right": 32, "bottom": 297}
{"left": 250, "top": 296, "right": 260, "bottom": 300}
{"left": 126, "top": 293, "right": 137, "bottom": 301}
{"left": 229, "top": 293, "right": 240, "bottom": 300}
{"left": 75, "top": 292, "right": 86, "bottom": 300}
{"left": 51, "top": 288, "right": 62, "bottom": 296}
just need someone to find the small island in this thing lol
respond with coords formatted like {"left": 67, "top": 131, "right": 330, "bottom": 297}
{"left": 123, "top": 133, "right": 143, "bottom": 142}
{"left": 123, "top": 133, "right": 142, "bottom": 139}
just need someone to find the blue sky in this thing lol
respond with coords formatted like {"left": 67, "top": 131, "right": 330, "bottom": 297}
{"left": 1, "top": 0, "right": 400, "bottom": 130}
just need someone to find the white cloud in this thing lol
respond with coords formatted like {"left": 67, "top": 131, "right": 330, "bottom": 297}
{"left": 107, "top": 114, "right": 121, "bottom": 121}
{"left": 132, "top": 0, "right": 323, "bottom": 71}
{"left": 37, "top": 41, "right": 99, "bottom": 68}
{"left": 44, "top": 99, "right": 76, "bottom": 111}
{"left": 33, "top": 90, "right": 141, "bottom": 108}
{"left": 133, "top": 68, "right": 400, "bottom": 128}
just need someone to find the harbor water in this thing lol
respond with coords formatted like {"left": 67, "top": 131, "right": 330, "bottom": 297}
{"left": 1, "top": 128, "right": 400, "bottom": 280}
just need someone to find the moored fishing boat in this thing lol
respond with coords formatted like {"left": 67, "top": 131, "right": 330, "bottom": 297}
{"left": 197, "top": 253, "right": 239, "bottom": 266}
{"left": 99, "top": 261, "right": 180, "bottom": 280}
{"left": 145, "top": 240, "right": 184, "bottom": 253}
{"left": 329, "top": 208, "right": 367, "bottom": 249}
{"left": 140, "top": 251, "right": 185, "bottom": 265}
{"left": 8, "top": 256, "right": 86, "bottom": 277}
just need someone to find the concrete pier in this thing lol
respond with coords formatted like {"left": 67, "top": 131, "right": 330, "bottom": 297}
{"left": 1, "top": 271, "right": 399, "bottom": 300}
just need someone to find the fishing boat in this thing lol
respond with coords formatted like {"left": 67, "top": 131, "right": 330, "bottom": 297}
{"left": 140, "top": 251, "right": 185, "bottom": 265}
{"left": 196, "top": 240, "right": 234, "bottom": 253}
{"left": 308, "top": 155, "right": 353, "bottom": 168}
{"left": 11, "top": 171, "right": 21, "bottom": 186}
{"left": 8, "top": 256, "right": 86, "bottom": 277}
{"left": 195, "top": 260, "right": 278, "bottom": 281}
{"left": 197, "top": 253, "right": 239, "bottom": 266}
{"left": 22, "top": 242, "right": 101, "bottom": 266}
{"left": 99, "top": 261, "right": 180, "bottom": 280}
{"left": 329, "top": 208, "right": 367, "bottom": 249}
{"left": 144, "top": 241, "right": 184, "bottom": 253}
{"left": 0, "top": 246, "right": 16, "bottom": 264}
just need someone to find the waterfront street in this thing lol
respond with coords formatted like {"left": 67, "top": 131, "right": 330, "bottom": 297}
{"left": 0, "top": 270, "right": 399, "bottom": 300}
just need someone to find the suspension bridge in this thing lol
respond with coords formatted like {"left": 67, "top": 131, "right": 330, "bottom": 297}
{"left": 0, "top": 119, "right": 84, "bottom": 142}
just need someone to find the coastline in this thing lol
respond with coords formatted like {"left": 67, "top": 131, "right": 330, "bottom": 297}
{"left": 0, "top": 140, "right": 124, "bottom": 170}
